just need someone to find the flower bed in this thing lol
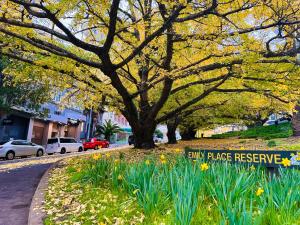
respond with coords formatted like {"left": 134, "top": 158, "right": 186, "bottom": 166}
{"left": 44, "top": 151, "right": 300, "bottom": 225}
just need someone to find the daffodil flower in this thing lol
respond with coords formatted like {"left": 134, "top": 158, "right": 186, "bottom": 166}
{"left": 250, "top": 165, "right": 255, "bottom": 171}
{"left": 282, "top": 158, "right": 291, "bottom": 167}
{"left": 200, "top": 163, "right": 209, "bottom": 171}
{"left": 256, "top": 187, "right": 264, "bottom": 196}
{"left": 92, "top": 154, "right": 101, "bottom": 160}
{"left": 160, "top": 159, "right": 167, "bottom": 164}
{"left": 174, "top": 148, "right": 181, "bottom": 153}
{"left": 160, "top": 154, "right": 166, "bottom": 160}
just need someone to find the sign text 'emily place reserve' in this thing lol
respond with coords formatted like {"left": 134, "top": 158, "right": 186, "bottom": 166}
{"left": 185, "top": 149, "right": 300, "bottom": 168}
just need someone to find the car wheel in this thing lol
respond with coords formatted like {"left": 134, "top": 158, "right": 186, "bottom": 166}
{"left": 60, "top": 148, "right": 66, "bottom": 154}
{"left": 78, "top": 147, "right": 83, "bottom": 152}
{"left": 94, "top": 145, "right": 99, "bottom": 150}
{"left": 6, "top": 151, "right": 15, "bottom": 160}
{"left": 36, "top": 149, "right": 44, "bottom": 157}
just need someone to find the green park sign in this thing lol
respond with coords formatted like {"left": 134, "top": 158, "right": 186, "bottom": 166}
{"left": 185, "top": 149, "right": 300, "bottom": 168}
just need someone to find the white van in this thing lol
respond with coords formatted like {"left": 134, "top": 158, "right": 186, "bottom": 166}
{"left": 46, "top": 137, "right": 84, "bottom": 155}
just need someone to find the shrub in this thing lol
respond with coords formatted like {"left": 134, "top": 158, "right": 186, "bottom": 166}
{"left": 267, "top": 140, "right": 277, "bottom": 147}
{"left": 212, "top": 123, "right": 292, "bottom": 140}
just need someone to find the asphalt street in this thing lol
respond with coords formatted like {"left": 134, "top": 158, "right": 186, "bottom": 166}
{"left": 0, "top": 145, "right": 128, "bottom": 225}
{"left": 0, "top": 163, "right": 52, "bottom": 225}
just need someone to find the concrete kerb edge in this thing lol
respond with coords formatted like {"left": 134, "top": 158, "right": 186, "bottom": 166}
{"left": 27, "top": 159, "right": 61, "bottom": 225}
{"left": 27, "top": 146, "right": 130, "bottom": 225}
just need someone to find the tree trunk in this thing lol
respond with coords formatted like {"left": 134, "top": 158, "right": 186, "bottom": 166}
{"left": 133, "top": 126, "right": 156, "bottom": 149}
{"left": 292, "top": 105, "right": 300, "bottom": 136}
{"left": 167, "top": 127, "right": 177, "bottom": 144}
{"left": 131, "top": 120, "right": 156, "bottom": 149}
{"left": 180, "top": 125, "right": 196, "bottom": 140}
{"left": 167, "top": 117, "right": 179, "bottom": 144}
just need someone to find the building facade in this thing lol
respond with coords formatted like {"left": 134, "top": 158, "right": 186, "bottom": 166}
{"left": 0, "top": 102, "right": 86, "bottom": 146}
{"left": 85, "top": 110, "right": 132, "bottom": 144}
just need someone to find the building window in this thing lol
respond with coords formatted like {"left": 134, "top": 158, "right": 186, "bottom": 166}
{"left": 54, "top": 111, "right": 62, "bottom": 115}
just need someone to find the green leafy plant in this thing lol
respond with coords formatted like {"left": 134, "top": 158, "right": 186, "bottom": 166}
{"left": 267, "top": 140, "right": 277, "bottom": 147}
{"left": 64, "top": 154, "right": 300, "bottom": 225}
{"left": 94, "top": 119, "right": 122, "bottom": 141}
{"left": 212, "top": 123, "right": 293, "bottom": 140}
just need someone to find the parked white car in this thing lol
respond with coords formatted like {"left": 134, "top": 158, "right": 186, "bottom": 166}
{"left": 46, "top": 137, "right": 83, "bottom": 155}
{"left": 0, "top": 140, "right": 44, "bottom": 160}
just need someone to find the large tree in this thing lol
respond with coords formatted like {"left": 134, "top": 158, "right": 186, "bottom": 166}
{"left": 0, "top": 0, "right": 300, "bottom": 148}
{"left": 165, "top": 91, "right": 293, "bottom": 143}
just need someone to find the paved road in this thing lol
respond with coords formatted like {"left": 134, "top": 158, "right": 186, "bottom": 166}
{"left": 0, "top": 163, "right": 52, "bottom": 225}
{"left": 0, "top": 145, "right": 129, "bottom": 225}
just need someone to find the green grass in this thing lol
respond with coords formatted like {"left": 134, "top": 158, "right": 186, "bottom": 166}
{"left": 211, "top": 123, "right": 293, "bottom": 140}
{"left": 44, "top": 154, "right": 300, "bottom": 225}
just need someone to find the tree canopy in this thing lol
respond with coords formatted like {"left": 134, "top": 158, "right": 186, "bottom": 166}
{"left": 0, "top": 0, "right": 300, "bottom": 148}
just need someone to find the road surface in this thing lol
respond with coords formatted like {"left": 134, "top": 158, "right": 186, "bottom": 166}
{"left": 0, "top": 145, "right": 129, "bottom": 225}
{"left": 0, "top": 163, "right": 51, "bottom": 225}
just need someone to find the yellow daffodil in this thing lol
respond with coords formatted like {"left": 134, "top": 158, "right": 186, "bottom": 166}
{"left": 200, "top": 163, "right": 209, "bottom": 171}
{"left": 92, "top": 154, "right": 101, "bottom": 160}
{"left": 160, "top": 154, "right": 166, "bottom": 160}
{"left": 106, "top": 153, "right": 111, "bottom": 158}
{"left": 114, "top": 159, "right": 120, "bottom": 164}
{"left": 117, "top": 175, "right": 123, "bottom": 180}
{"left": 250, "top": 165, "right": 255, "bottom": 171}
{"left": 282, "top": 158, "right": 291, "bottom": 167}
{"left": 160, "top": 159, "right": 167, "bottom": 164}
{"left": 145, "top": 160, "right": 150, "bottom": 165}
{"left": 256, "top": 187, "right": 264, "bottom": 196}
{"left": 175, "top": 148, "right": 181, "bottom": 153}
{"left": 296, "top": 153, "right": 300, "bottom": 161}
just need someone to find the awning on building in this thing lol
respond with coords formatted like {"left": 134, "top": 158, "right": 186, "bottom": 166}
{"left": 121, "top": 128, "right": 132, "bottom": 133}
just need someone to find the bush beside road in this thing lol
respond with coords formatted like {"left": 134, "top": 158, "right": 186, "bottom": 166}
{"left": 211, "top": 123, "right": 293, "bottom": 140}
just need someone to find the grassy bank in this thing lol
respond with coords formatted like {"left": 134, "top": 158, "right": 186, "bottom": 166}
{"left": 44, "top": 151, "right": 300, "bottom": 225}
{"left": 211, "top": 123, "right": 293, "bottom": 139}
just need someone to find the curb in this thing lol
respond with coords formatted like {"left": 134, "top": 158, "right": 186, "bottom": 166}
{"left": 28, "top": 160, "right": 61, "bottom": 225}
{"left": 27, "top": 146, "right": 130, "bottom": 225}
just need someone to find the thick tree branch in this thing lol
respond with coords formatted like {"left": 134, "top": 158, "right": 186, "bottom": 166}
{"left": 115, "top": 4, "right": 186, "bottom": 68}
{"left": 9, "top": 0, "right": 102, "bottom": 54}
{"left": 103, "top": 0, "right": 121, "bottom": 52}
{"left": 0, "top": 28, "right": 103, "bottom": 68}
{"left": 156, "top": 71, "right": 232, "bottom": 123}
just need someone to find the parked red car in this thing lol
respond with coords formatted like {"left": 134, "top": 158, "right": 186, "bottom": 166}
{"left": 83, "top": 138, "right": 109, "bottom": 150}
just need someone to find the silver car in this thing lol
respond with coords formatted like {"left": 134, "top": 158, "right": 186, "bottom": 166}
{"left": 0, "top": 140, "right": 44, "bottom": 160}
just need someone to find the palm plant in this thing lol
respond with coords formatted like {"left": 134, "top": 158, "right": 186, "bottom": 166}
{"left": 94, "top": 119, "right": 122, "bottom": 141}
